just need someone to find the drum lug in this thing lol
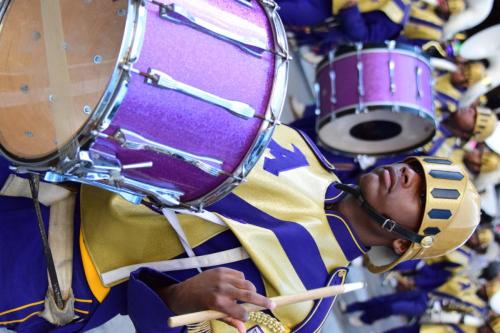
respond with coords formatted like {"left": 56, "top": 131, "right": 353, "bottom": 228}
{"left": 120, "top": 177, "right": 183, "bottom": 207}
{"left": 96, "top": 128, "right": 229, "bottom": 178}
{"left": 79, "top": 150, "right": 122, "bottom": 174}
{"left": 415, "top": 66, "right": 424, "bottom": 99}
{"left": 355, "top": 43, "right": 365, "bottom": 109}
{"left": 260, "top": 0, "right": 279, "bottom": 10}
{"left": 45, "top": 149, "right": 184, "bottom": 207}
{"left": 124, "top": 66, "right": 257, "bottom": 120}
{"left": 388, "top": 60, "right": 396, "bottom": 94}
{"left": 154, "top": 1, "right": 267, "bottom": 57}
{"left": 386, "top": 40, "right": 396, "bottom": 95}
{"left": 44, "top": 171, "right": 145, "bottom": 205}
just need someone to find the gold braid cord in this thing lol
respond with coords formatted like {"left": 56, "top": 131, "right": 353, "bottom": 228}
{"left": 187, "top": 321, "right": 212, "bottom": 333}
{"left": 186, "top": 312, "right": 285, "bottom": 333}
{"left": 249, "top": 311, "right": 285, "bottom": 333}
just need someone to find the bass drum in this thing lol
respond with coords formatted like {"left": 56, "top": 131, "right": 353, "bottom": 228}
{"left": 316, "top": 42, "right": 436, "bottom": 156}
{"left": 0, "top": 0, "right": 289, "bottom": 209}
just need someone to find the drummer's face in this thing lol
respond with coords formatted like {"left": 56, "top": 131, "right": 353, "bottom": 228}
{"left": 453, "top": 107, "right": 476, "bottom": 134}
{"left": 436, "top": 0, "right": 451, "bottom": 16}
{"left": 451, "top": 64, "right": 468, "bottom": 87}
{"left": 359, "top": 162, "right": 425, "bottom": 233}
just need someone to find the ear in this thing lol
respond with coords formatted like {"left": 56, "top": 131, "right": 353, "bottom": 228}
{"left": 392, "top": 239, "right": 411, "bottom": 255}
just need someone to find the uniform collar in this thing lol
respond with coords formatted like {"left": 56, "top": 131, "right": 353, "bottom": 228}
{"left": 324, "top": 182, "right": 370, "bottom": 261}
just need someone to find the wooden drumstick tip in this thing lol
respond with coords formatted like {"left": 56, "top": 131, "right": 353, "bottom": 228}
{"left": 167, "top": 282, "right": 366, "bottom": 328}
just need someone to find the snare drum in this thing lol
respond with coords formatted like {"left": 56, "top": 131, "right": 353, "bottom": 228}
{"left": 316, "top": 42, "right": 435, "bottom": 156}
{"left": 0, "top": 0, "right": 289, "bottom": 209}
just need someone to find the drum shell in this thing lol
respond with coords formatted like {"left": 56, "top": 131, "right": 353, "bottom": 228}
{"left": 91, "top": 0, "right": 279, "bottom": 203}
{"left": 316, "top": 44, "right": 435, "bottom": 156}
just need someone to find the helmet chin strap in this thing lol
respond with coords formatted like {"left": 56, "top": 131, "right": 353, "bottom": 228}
{"left": 335, "top": 183, "right": 425, "bottom": 245}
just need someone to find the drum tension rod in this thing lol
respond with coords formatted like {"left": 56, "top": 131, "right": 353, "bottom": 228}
{"left": 121, "top": 63, "right": 265, "bottom": 122}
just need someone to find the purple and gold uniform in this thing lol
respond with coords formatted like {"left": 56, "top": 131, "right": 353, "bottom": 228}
{"left": 400, "top": 0, "right": 446, "bottom": 46}
{"left": 0, "top": 126, "right": 369, "bottom": 332}
{"left": 410, "top": 247, "right": 474, "bottom": 291}
{"left": 345, "top": 274, "right": 488, "bottom": 325}
{"left": 434, "top": 73, "right": 466, "bottom": 114}
{"left": 422, "top": 122, "right": 458, "bottom": 157}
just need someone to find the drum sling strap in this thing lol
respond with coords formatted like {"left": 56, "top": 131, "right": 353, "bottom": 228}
{"left": 0, "top": 175, "right": 76, "bottom": 326}
{"left": 100, "top": 207, "right": 250, "bottom": 286}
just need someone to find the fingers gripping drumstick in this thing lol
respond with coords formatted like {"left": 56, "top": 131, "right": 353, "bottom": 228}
{"left": 168, "top": 282, "right": 366, "bottom": 328}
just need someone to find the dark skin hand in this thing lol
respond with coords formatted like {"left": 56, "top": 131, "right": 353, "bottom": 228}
{"left": 158, "top": 268, "right": 275, "bottom": 333}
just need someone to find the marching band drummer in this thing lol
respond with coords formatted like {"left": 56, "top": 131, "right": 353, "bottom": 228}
{"left": 448, "top": 144, "right": 500, "bottom": 180}
{"left": 423, "top": 106, "right": 497, "bottom": 158}
{"left": 277, "top": 0, "right": 412, "bottom": 49}
{"left": 0, "top": 124, "right": 481, "bottom": 333}
{"left": 434, "top": 61, "right": 486, "bottom": 114}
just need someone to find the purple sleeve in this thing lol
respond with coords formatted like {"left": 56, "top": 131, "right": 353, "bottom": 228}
{"left": 337, "top": 5, "right": 369, "bottom": 41}
{"left": 338, "top": 9, "right": 403, "bottom": 42}
{"left": 277, "top": 0, "right": 332, "bottom": 26}
{"left": 413, "top": 263, "right": 454, "bottom": 291}
{"left": 127, "top": 268, "right": 183, "bottom": 333}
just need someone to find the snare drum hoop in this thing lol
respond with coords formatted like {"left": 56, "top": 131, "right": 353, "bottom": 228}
{"left": 314, "top": 42, "right": 434, "bottom": 157}
{"left": 2, "top": 0, "right": 289, "bottom": 209}
{"left": 316, "top": 104, "right": 436, "bottom": 157}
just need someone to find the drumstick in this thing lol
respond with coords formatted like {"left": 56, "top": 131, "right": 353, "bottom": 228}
{"left": 168, "top": 281, "right": 365, "bottom": 328}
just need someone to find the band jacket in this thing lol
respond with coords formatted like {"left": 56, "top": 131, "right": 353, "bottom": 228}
{"left": 0, "top": 126, "right": 369, "bottom": 333}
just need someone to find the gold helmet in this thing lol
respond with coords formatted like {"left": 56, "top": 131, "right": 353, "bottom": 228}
{"left": 364, "top": 156, "right": 480, "bottom": 273}
{"left": 477, "top": 228, "right": 494, "bottom": 250}
{"left": 481, "top": 151, "right": 500, "bottom": 173}
{"left": 447, "top": 0, "right": 465, "bottom": 14}
{"left": 489, "top": 316, "right": 500, "bottom": 332}
{"left": 464, "top": 62, "right": 486, "bottom": 86}
{"left": 474, "top": 107, "right": 497, "bottom": 142}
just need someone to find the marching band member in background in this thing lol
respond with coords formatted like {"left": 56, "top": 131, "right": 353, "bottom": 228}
{"left": 424, "top": 106, "right": 497, "bottom": 157}
{"left": 384, "top": 315, "right": 500, "bottom": 333}
{"left": 399, "top": 0, "right": 466, "bottom": 46}
{"left": 394, "top": 228, "right": 495, "bottom": 292}
{"left": 278, "top": 0, "right": 412, "bottom": 49}
{"left": 0, "top": 124, "right": 481, "bottom": 333}
{"left": 449, "top": 144, "right": 500, "bottom": 180}
{"left": 434, "top": 62, "right": 486, "bottom": 114}
{"left": 343, "top": 272, "right": 499, "bottom": 328}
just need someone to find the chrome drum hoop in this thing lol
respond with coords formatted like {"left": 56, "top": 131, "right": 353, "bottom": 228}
{"left": 1, "top": 0, "right": 145, "bottom": 171}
